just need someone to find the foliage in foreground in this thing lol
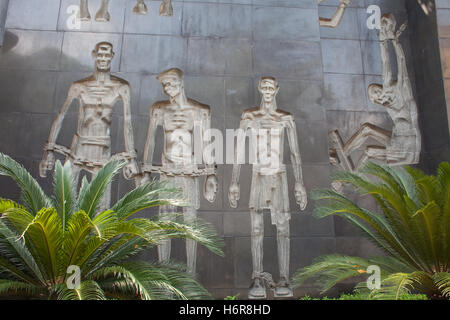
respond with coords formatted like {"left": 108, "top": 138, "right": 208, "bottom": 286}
{"left": 293, "top": 162, "right": 450, "bottom": 300}
{"left": 0, "top": 153, "right": 223, "bottom": 300}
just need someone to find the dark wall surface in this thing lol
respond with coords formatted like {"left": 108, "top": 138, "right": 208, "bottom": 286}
{"left": 0, "top": 0, "right": 447, "bottom": 299}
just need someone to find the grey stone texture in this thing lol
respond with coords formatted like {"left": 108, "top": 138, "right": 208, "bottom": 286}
{"left": 0, "top": 0, "right": 448, "bottom": 299}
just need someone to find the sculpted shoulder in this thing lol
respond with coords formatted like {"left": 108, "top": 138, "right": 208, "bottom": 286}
{"left": 241, "top": 107, "right": 260, "bottom": 120}
{"left": 277, "top": 109, "right": 294, "bottom": 121}
{"left": 111, "top": 75, "right": 130, "bottom": 87}
{"left": 150, "top": 100, "right": 170, "bottom": 117}
{"left": 186, "top": 98, "right": 210, "bottom": 116}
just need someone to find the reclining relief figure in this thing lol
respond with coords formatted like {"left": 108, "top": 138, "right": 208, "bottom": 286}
{"left": 229, "top": 77, "right": 307, "bottom": 299}
{"left": 40, "top": 42, "right": 139, "bottom": 209}
{"left": 329, "top": 14, "right": 421, "bottom": 179}
{"left": 141, "top": 68, "right": 218, "bottom": 275}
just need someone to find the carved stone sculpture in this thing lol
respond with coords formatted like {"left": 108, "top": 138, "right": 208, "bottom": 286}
{"left": 141, "top": 68, "right": 218, "bottom": 275}
{"left": 160, "top": 0, "right": 173, "bottom": 17}
{"left": 133, "top": 0, "right": 148, "bottom": 15}
{"left": 318, "top": 0, "right": 351, "bottom": 28}
{"left": 79, "top": 0, "right": 111, "bottom": 22}
{"left": 329, "top": 14, "right": 421, "bottom": 177}
{"left": 40, "top": 42, "right": 139, "bottom": 209}
{"left": 228, "top": 77, "right": 307, "bottom": 299}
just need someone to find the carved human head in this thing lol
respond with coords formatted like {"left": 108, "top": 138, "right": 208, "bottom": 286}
{"left": 368, "top": 83, "right": 393, "bottom": 106}
{"left": 258, "top": 77, "right": 279, "bottom": 104}
{"left": 92, "top": 42, "right": 114, "bottom": 72}
{"left": 157, "top": 68, "right": 184, "bottom": 99}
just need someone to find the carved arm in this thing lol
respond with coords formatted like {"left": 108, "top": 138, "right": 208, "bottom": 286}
{"left": 319, "top": 0, "right": 351, "bottom": 28}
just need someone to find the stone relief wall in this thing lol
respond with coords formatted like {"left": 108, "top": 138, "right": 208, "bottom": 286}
{"left": 0, "top": 0, "right": 446, "bottom": 298}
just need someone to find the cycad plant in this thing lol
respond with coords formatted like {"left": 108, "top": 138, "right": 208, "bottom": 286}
{"left": 293, "top": 162, "right": 450, "bottom": 300}
{"left": 0, "top": 153, "right": 223, "bottom": 300}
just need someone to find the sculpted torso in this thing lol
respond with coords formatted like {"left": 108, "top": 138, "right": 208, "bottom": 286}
{"left": 152, "top": 99, "right": 210, "bottom": 166}
{"left": 242, "top": 108, "right": 293, "bottom": 170}
{"left": 71, "top": 76, "right": 130, "bottom": 160}
{"left": 383, "top": 84, "right": 416, "bottom": 137}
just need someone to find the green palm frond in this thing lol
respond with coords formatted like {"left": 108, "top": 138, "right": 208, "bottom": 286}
{"left": 4, "top": 207, "right": 62, "bottom": 285}
{"left": 52, "top": 161, "right": 76, "bottom": 228}
{"left": 434, "top": 272, "right": 450, "bottom": 298}
{"left": 294, "top": 162, "right": 449, "bottom": 299}
{"left": 62, "top": 210, "right": 106, "bottom": 272}
{"left": 81, "top": 216, "right": 223, "bottom": 278}
{"left": 293, "top": 254, "right": 393, "bottom": 294}
{"left": 111, "top": 179, "right": 185, "bottom": 221}
{"left": 0, "top": 198, "right": 24, "bottom": 215}
{"left": 0, "top": 154, "right": 50, "bottom": 215}
{"left": 0, "top": 218, "right": 45, "bottom": 285}
{"left": 0, "top": 279, "right": 43, "bottom": 298}
{"left": 121, "top": 217, "right": 224, "bottom": 257}
{"left": 368, "top": 272, "right": 432, "bottom": 300}
{"left": 93, "top": 261, "right": 211, "bottom": 300}
{"left": 0, "top": 155, "right": 221, "bottom": 300}
{"left": 77, "top": 160, "right": 125, "bottom": 218}
{"left": 54, "top": 281, "right": 106, "bottom": 300}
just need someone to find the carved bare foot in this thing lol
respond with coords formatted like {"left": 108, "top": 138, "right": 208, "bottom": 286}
{"left": 79, "top": 0, "right": 91, "bottom": 21}
{"left": 274, "top": 278, "right": 293, "bottom": 298}
{"left": 160, "top": 0, "right": 173, "bottom": 16}
{"left": 331, "top": 181, "right": 344, "bottom": 193}
{"left": 95, "top": 0, "right": 110, "bottom": 22}
{"left": 249, "top": 278, "right": 266, "bottom": 300}
{"left": 133, "top": 0, "right": 148, "bottom": 15}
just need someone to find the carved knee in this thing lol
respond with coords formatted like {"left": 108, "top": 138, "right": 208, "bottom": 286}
{"left": 251, "top": 221, "right": 264, "bottom": 237}
{"left": 277, "top": 220, "right": 290, "bottom": 238}
{"left": 361, "top": 123, "right": 375, "bottom": 136}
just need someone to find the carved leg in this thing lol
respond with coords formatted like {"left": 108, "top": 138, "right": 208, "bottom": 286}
{"left": 274, "top": 219, "right": 293, "bottom": 298}
{"left": 183, "top": 206, "right": 197, "bottom": 276}
{"left": 160, "top": 0, "right": 173, "bottom": 16}
{"left": 355, "top": 145, "right": 386, "bottom": 171}
{"left": 133, "top": 0, "right": 148, "bottom": 15}
{"left": 95, "top": 0, "right": 110, "bottom": 22}
{"left": 249, "top": 209, "right": 266, "bottom": 299}
{"left": 343, "top": 123, "right": 391, "bottom": 156}
{"left": 157, "top": 205, "right": 174, "bottom": 263}
{"left": 79, "top": 0, "right": 91, "bottom": 21}
{"left": 329, "top": 130, "right": 356, "bottom": 172}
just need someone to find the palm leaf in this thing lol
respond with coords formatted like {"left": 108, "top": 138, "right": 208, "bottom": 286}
{"left": 0, "top": 218, "right": 45, "bottom": 285}
{"left": 77, "top": 160, "right": 125, "bottom": 218}
{"left": 434, "top": 272, "right": 450, "bottom": 298}
{"left": 4, "top": 208, "right": 62, "bottom": 285}
{"left": 52, "top": 161, "right": 76, "bottom": 229}
{"left": 0, "top": 279, "right": 43, "bottom": 298}
{"left": 54, "top": 281, "right": 106, "bottom": 300}
{"left": 111, "top": 179, "right": 185, "bottom": 221}
{"left": 93, "top": 261, "right": 211, "bottom": 300}
{"left": 0, "top": 153, "right": 50, "bottom": 215}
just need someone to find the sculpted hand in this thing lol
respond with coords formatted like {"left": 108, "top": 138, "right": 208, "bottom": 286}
{"left": 340, "top": 0, "right": 351, "bottom": 6}
{"left": 123, "top": 159, "right": 139, "bottom": 180}
{"left": 295, "top": 182, "right": 308, "bottom": 211}
{"left": 39, "top": 151, "right": 55, "bottom": 178}
{"left": 380, "top": 18, "right": 395, "bottom": 41}
{"left": 204, "top": 175, "right": 218, "bottom": 203}
{"left": 228, "top": 182, "right": 240, "bottom": 208}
